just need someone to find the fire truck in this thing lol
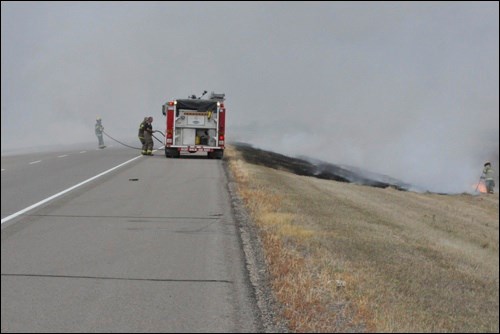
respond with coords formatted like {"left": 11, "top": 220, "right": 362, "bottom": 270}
{"left": 161, "top": 91, "right": 226, "bottom": 159}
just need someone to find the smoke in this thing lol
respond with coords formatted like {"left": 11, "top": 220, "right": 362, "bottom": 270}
{"left": 1, "top": 2, "right": 498, "bottom": 193}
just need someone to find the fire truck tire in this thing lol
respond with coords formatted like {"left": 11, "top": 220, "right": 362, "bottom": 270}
{"left": 165, "top": 148, "right": 179, "bottom": 158}
{"left": 213, "top": 150, "right": 224, "bottom": 159}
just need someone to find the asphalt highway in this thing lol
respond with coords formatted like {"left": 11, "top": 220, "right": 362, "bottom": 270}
{"left": 1, "top": 144, "right": 260, "bottom": 332}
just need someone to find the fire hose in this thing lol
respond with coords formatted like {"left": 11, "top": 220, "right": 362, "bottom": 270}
{"left": 103, "top": 130, "right": 165, "bottom": 150}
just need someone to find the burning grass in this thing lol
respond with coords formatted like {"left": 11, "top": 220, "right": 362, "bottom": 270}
{"left": 225, "top": 145, "right": 499, "bottom": 333}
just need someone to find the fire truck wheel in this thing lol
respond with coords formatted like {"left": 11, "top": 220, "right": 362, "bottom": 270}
{"left": 165, "top": 148, "right": 179, "bottom": 158}
{"left": 214, "top": 150, "right": 224, "bottom": 159}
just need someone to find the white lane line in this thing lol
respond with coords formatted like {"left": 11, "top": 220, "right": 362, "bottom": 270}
{"left": 79, "top": 151, "right": 87, "bottom": 153}
{"left": 1, "top": 169, "right": 5, "bottom": 172}
{"left": 29, "top": 160, "right": 42, "bottom": 165}
{"left": 58, "top": 155, "right": 68, "bottom": 158}
{"left": 1, "top": 155, "right": 143, "bottom": 225}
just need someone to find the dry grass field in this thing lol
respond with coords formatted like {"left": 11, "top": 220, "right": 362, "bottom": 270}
{"left": 224, "top": 144, "right": 499, "bottom": 333}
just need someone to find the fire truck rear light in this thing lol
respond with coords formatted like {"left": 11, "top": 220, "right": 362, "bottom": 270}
{"left": 219, "top": 135, "right": 224, "bottom": 140}
{"left": 166, "top": 139, "right": 173, "bottom": 144}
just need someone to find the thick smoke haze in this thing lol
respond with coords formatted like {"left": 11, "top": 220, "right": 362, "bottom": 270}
{"left": 2, "top": 2, "right": 498, "bottom": 194}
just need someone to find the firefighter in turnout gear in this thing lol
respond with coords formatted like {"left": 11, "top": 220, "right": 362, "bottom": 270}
{"left": 95, "top": 117, "right": 105, "bottom": 149}
{"left": 138, "top": 117, "right": 147, "bottom": 146}
{"left": 481, "top": 162, "right": 495, "bottom": 194}
{"left": 142, "top": 116, "right": 154, "bottom": 155}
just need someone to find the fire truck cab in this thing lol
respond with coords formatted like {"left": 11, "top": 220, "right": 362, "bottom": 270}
{"left": 162, "top": 92, "right": 226, "bottom": 159}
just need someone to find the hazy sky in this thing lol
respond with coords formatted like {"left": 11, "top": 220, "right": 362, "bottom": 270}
{"left": 2, "top": 1, "right": 498, "bottom": 193}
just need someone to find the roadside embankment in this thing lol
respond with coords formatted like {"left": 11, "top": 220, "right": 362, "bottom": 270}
{"left": 225, "top": 144, "right": 499, "bottom": 333}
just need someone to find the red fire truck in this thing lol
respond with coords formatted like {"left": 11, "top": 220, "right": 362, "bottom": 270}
{"left": 161, "top": 92, "right": 226, "bottom": 159}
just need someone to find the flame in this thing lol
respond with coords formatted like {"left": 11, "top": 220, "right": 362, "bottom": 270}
{"left": 473, "top": 182, "right": 487, "bottom": 193}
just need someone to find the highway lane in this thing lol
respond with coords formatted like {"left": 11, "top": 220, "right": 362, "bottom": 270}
{"left": 1, "top": 146, "right": 261, "bottom": 332}
{"left": 1, "top": 144, "right": 142, "bottom": 222}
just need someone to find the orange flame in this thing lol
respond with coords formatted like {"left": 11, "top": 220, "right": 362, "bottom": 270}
{"left": 473, "top": 182, "right": 487, "bottom": 193}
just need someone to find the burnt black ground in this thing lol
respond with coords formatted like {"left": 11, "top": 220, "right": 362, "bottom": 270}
{"left": 231, "top": 142, "right": 412, "bottom": 191}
